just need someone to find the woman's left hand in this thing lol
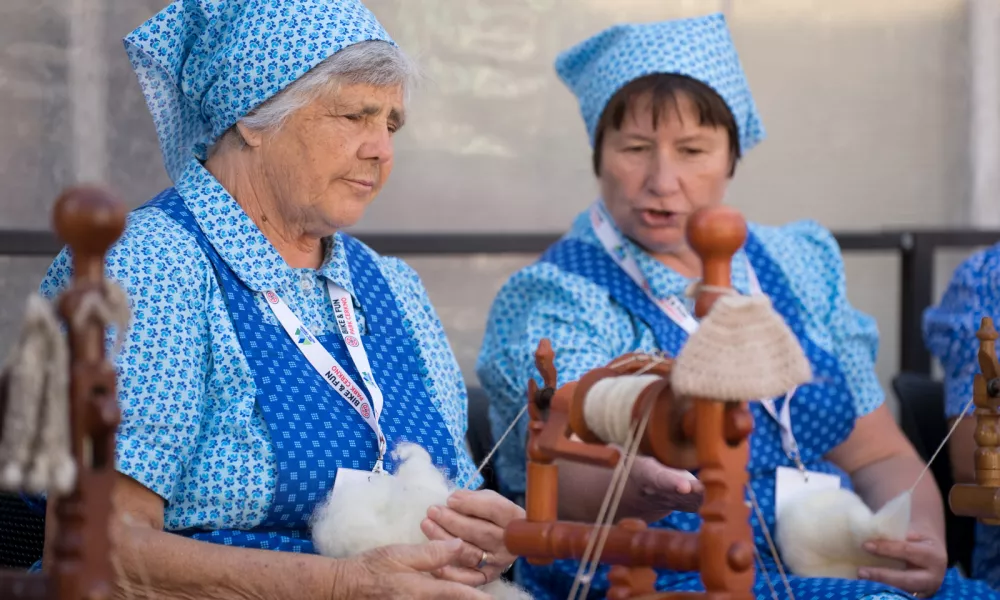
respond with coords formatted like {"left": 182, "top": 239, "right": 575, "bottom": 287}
{"left": 421, "top": 489, "right": 525, "bottom": 586}
{"left": 858, "top": 532, "right": 947, "bottom": 598}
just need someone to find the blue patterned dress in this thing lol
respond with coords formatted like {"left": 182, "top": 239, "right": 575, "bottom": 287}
{"left": 38, "top": 160, "right": 481, "bottom": 550}
{"left": 924, "top": 244, "right": 1000, "bottom": 590}
{"left": 477, "top": 210, "right": 999, "bottom": 599}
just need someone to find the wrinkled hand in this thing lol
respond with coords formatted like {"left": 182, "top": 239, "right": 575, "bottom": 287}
{"left": 338, "top": 538, "right": 492, "bottom": 600}
{"left": 620, "top": 454, "right": 704, "bottom": 521}
{"left": 421, "top": 489, "right": 525, "bottom": 586}
{"left": 859, "top": 532, "right": 947, "bottom": 598}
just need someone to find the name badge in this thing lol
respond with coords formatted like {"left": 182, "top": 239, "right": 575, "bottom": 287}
{"left": 331, "top": 467, "right": 391, "bottom": 500}
{"left": 774, "top": 465, "right": 841, "bottom": 519}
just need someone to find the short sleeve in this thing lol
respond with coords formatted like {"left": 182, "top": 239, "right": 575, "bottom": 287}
{"left": 923, "top": 245, "right": 1000, "bottom": 419}
{"left": 38, "top": 209, "right": 213, "bottom": 502}
{"left": 377, "top": 256, "right": 482, "bottom": 490}
{"left": 475, "top": 262, "right": 636, "bottom": 496}
{"left": 754, "top": 220, "right": 884, "bottom": 417}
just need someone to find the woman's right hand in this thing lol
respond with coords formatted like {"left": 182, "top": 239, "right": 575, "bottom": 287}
{"left": 336, "top": 539, "right": 492, "bottom": 600}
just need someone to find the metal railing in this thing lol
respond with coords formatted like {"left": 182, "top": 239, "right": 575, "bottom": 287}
{"left": 2, "top": 228, "right": 998, "bottom": 376}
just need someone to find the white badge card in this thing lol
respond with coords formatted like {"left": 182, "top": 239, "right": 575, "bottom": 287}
{"left": 774, "top": 466, "right": 841, "bottom": 519}
{"left": 331, "top": 467, "right": 392, "bottom": 501}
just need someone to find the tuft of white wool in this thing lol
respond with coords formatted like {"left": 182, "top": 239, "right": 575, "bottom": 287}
{"left": 776, "top": 487, "right": 910, "bottom": 579}
{"left": 310, "top": 443, "right": 533, "bottom": 599}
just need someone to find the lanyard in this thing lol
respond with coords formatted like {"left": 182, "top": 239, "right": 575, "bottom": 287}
{"left": 589, "top": 201, "right": 803, "bottom": 468}
{"left": 263, "top": 285, "right": 387, "bottom": 472}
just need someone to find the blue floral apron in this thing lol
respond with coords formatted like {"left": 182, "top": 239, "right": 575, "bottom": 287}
{"left": 146, "top": 189, "right": 459, "bottom": 553}
{"left": 515, "top": 235, "right": 1000, "bottom": 600}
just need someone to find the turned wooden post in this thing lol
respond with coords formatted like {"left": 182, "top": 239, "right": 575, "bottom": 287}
{"left": 51, "top": 186, "right": 126, "bottom": 600}
{"left": 950, "top": 317, "right": 1000, "bottom": 524}
{"left": 686, "top": 206, "right": 755, "bottom": 600}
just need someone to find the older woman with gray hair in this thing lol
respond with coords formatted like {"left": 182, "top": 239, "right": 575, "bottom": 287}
{"left": 35, "top": 1, "right": 522, "bottom": 598}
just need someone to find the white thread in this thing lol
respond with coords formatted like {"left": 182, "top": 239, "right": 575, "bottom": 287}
{"left": 578, "top": 396, "right": 654, "bottom": 599}
{"left": 582, "top": 375, "right": 660, "bottom": 446}
{"left": 910, "top": 393, "right": 979, "bottom": 495}
{"left": 748, "top": 485, "right": 795, "bottom": 600}
{"left": 754, "top": 545, "right": 780, "bottom": 600}
{"left": 467, "top": 403, "right": 528, "bottom": 490}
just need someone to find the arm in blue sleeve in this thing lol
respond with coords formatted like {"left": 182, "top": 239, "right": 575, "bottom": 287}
{"left": 776, "top": 221, "right": 885, "bottom": 417}
{"left": 476, "top": 262, "right": 634, "bottom": 497}
{"left": 38, "top": 211, "right": 213, "bottom": 503}
{"left": 923, "top": 246, "right": 1000, "bottom": 419}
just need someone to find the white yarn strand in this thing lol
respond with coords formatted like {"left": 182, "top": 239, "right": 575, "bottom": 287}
{"left": 577, "top": 396, "right": 654, "bottom": 600}
{"left": 747, "top": 485, "right": 795, "bottom": 600}
{"left": 569, "top": 375, "right": 659, "bottom": 600}
{"left": 467, "top": 404, "right": 528, "bottom": 490}
{"left": 909, "top": 394, "right": 979, "bottom": 495}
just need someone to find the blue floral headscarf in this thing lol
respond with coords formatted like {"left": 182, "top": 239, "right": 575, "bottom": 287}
{"left": 555, "top": 12, "right": 765, "bottom": 152}
{"left": 124, "top": 0, "right": 394, "bottom": 182}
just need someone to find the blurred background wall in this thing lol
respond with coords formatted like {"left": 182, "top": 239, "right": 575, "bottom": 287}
{"left": 0, "top": 0, "right": 996, "bottom": 414}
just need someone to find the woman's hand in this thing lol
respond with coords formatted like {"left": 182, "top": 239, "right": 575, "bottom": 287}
{"left": 337, "top": 539, "right": 492, "bottom": 599}
{"left": 421, "top": 489, "right": 525, "bottom": 586}
{"left": 858, "top": 532, "right": 947, "bottom": 598}
{"left": 619, "top": 455, "right": 704, "bottom": 519}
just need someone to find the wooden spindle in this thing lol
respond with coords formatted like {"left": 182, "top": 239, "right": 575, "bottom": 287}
{"left": 51, "top": 186, "right": 126, "bottom": 600}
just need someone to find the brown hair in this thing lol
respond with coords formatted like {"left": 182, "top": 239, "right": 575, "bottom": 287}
{"left": 592, "top": 73, "right": 741, "bottom": 177}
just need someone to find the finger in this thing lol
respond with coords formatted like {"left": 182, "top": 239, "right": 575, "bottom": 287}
{"left": 386, "top": 539, "right": 465, "bottom": 572}
{"left": 863, "top": 540, "right": 933, "bottom": 567}
{"left": 447, "top": 489, "right": 523, "bottom": 526}
{"left": 422, "top": 518, "right": 491, "bottom": 570}
{"left": 858, "top": 565, "right": 928, "bottom": 593}
{"left": 428, "top": 505, "right": 504, "bottom": 551}
{"left": 408, "top": 575, "right": 492, "bottom": 600}
{"left": 432, "top": 564, "right": 495, "bottom": 587}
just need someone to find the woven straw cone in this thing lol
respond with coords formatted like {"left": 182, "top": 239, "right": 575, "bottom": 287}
{"left": 671, "top": 294, "right": 812, "bottom": 401}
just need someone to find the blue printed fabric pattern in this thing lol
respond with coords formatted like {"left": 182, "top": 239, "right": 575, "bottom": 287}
{"left": 477, "top": 209, "right": 1000, "bottom": 599}
{"left": 924, "top": 243, "right": 1000, "bottom": 589}
{"left": 477, "top": 209, "right": 884, "bottom": 500}
{"left": 39, "top": 160, "right": 480, "bottom": 538}
{"left": 554, "top": 12, "right": 764, "bottom": 150}
{"left": 123, "top": 0, "right": 395, "bottom": 182}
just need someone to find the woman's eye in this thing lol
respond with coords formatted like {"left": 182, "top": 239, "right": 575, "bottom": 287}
{"left": 624, "top": 146, "right": 648, "bottom": 153}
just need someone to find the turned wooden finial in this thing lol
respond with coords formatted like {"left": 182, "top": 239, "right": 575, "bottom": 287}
{"left": 535, "top": 339, "right": 557, "bottom": 390}
{"left": 686, "top": 206, "right": 748, "bottom": 318}
{"left": 977, "top": 317, "right": 1000, "bottom": 384}
{"left": 53, "top": 186, "right": 126, "bottom": 282}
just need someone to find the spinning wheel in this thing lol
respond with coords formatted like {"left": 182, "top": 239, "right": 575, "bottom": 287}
{"left": 501, "top": 205, "right": 791, "bottom": 600}
{"left": 0, "top": 186, "right": 125, "bottom": 600}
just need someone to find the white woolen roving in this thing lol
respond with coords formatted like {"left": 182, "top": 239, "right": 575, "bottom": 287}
{"left": 310, "top": 442, "right": 533, "bottom": 599}
{"left": 775, "top": 487, "right": 911, "bottom": 579}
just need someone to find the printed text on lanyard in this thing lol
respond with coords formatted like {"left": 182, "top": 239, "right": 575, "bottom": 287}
{"left": 263, "top": 284, "right": 387, "bottom": 473}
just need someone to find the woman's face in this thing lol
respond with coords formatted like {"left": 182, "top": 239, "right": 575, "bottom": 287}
{"left": 598, "top": 92, "right": 733, "bottom": 259}
{"left": 248, "top": 82, "right": 404, "bottom": 238}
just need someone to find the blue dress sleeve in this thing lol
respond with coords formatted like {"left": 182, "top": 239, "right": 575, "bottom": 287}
{"left": 377, "top": 256, "right": 483, "bottom": 490}
{"left": 754, "top": 220, "right": 884, "bottom": 417}
{"left": 38, "top": 209, "right": 213, "bottom": 503}
{"left": 476, "top": 261, "right": 637, "bottom": 496}
{"left": 923, "top": 245, "right": 1000, "bottom": 419}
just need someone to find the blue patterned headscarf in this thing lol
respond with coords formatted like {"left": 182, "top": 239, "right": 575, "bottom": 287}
{"left": 555, "top": 13, "right": 765, "bottom": 152}
{"left": 124, "top": 0, "right": 394, "bottom": 182}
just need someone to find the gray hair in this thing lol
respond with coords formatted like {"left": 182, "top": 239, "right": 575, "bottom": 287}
{"left": 211, "top": 40, "right": 416, "bottom": 152}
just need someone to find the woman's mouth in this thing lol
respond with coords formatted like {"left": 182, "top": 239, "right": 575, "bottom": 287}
{"left": 343, "top": 178, "right": 374, "bottom": 191}
{"left": 638, "top": 209, "right": 684, "bottom": 227}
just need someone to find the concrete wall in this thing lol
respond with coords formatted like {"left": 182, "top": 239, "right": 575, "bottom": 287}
{"left": 0, "top": 0, "right": 989, "bottom": 413}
